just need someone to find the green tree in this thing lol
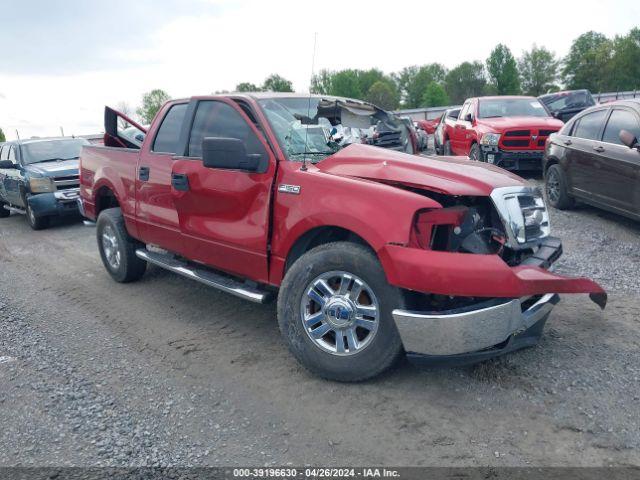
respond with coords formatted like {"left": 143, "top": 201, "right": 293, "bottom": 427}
{"left": 0, "top": 128, "right": 5, "bottom": 143}
{"left": 328, "top": 70, "right": 363, "bottom": 98}
{"left": 395, "top": 63, "right": 447, "bottom": 108}
{"left": 609, "top": 28, "right": 640, "bottom": 91}
{"left": 486, "top": 44, "right": 521, "bottom": 95}
{"left": 137, "top": 89, "right": 170, "bottom": 124}
{"left": 562, "top": 31, "right": 613, "bottom": 92}
{"left": 421, "top": 82, "right": 449, "bottom": 107}
{"left": 261, "top": 74, "right": 293, "bottom": 92}
{"left": 365, "top": 80, "right": 399, "bottom": 110}
{"left": 518, "top": 45, "right": 559, "bottom": 95}
{"left": 235, "top": 82, "right": 261, "bottom": 92}
{"left": 311, "top": 69, "right": 334, "bottom": 94}
{"left": 445, "top": 62, "right": 487, "bottom": 104}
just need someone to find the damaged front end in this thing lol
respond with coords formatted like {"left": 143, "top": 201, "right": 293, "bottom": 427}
{"left": 379, "top": 184, "right": 606, "bottom": 365}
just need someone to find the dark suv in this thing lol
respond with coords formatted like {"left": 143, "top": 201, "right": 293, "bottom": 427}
{"left": 0, "top": 137, "right": 88, "bottom": 229}
{"left": 543, "top": 99, "right": 640, "bottom": 220}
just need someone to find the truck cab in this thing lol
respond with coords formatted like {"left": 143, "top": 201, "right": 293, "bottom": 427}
{"left": 79, "top": 93, "right": 605, "bottom": 381}
{"left": 443, "top": 96, "right": 564, "bottom": 171}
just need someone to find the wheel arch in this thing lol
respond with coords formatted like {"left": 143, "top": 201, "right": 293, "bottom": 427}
{"left": 284, "top": 225, "right": 375, "bottom": 275}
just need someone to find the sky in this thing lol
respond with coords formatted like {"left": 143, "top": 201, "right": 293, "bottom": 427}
{"left": 1, "top": 0, "right": 638, "bottom": 140}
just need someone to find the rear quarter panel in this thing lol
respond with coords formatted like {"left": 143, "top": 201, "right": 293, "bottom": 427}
{"left": 80, "top": 146, "right": 139, "bottom": 232}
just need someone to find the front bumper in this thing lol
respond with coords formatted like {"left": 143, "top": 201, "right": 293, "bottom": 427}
{"left": 27, "top": 188, "right": 80, "bottom": 217}
{"left": 394, "top": 293, "right": 559, "bottom": 359}
{"left": 480, "top": 146, "right": 544, "bottom": 170}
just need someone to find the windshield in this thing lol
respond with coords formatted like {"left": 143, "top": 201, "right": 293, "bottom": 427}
{"left": 258, "top": 97, "right": 408, "bottom": 163}
{"left": 478, "top": 98, "right": 550, "bottom": 119}
{"left": 539, "top": 91, "right": 595, "bottom": 112}
{"left": 22, "top": 139, "right": 89, "bottom": 165}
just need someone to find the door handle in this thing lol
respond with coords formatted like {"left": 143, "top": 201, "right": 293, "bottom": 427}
{"left": 563, "top": 139, "right": 572, "bottom": 146}
{"left": 171, "top": 173, "right": 189, "bottom": 191}
{"left": 593, "top": 145, "right": 605, "bottom": 153}
{"left": 139, "top": 166, "right": 150, "bottom": 181}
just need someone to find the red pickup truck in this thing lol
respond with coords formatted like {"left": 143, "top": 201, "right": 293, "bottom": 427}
{"left": 79, "top": 93, "right": 605, "bottom": 381}
{"left": 443, "top": 96, "right": 564, "bottom": 170}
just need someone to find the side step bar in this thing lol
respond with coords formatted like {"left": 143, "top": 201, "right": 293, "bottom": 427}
{"left": 135, "top": 249, "right": 270, "bottom": 304}
{"left": 3, "top": 205, "right": 26, "bottom": 215}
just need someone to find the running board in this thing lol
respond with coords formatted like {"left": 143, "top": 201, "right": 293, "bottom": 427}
{"left": 135, "top": 249, "right": 270, "bottom": 304}
{"left": 3, "top": 205, "right": 26, "bottom": 215}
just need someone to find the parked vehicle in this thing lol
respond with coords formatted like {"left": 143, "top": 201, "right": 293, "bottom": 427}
{"left": 543, "top": 99, "right": 640, "bottom": 220}
{"left": 434, "top": 108, "right": 461, "bottom": 155}
{"left": 442, "top": 96, "right": 564, "bottom": 170}
{"left": 0, "top": 137, "right": 88, "bottom": 229}
{"left": 413, "top": 121, "right": 429, "bottom": 151}
{"left": 416, "top": 118, "right": 440, "bottom": 135}
{"left": 79, "top": 93, "right": 605, "bottom": 381}
{"left": 539, "top": 89, "right": 596, "bottom": 123}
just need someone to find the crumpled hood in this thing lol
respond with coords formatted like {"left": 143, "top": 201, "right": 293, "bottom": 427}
{"left": 316, "top": 144, "right": 525, "bottom": 196}
{"left": 25, "top": 159, "right": 79, "bottom": 178}
{"left": 477, "top": 116, "right": 563, "bottom": 131}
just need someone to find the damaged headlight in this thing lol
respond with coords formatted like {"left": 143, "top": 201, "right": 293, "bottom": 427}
{"left": 480, "top": 133, "right": 501, "bottom": 146}
{"left": 29, "top": 176, "right": 55, "bottom": 193}
{"left": 490, "top": 186, "right": 550, "bottom": 247}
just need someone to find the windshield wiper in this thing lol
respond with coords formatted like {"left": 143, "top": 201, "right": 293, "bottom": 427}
{"left": 481, "top": 115, "right": 503, "bottom": 119}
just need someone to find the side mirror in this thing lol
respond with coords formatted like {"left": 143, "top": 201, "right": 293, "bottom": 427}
{"left": 0, "top": 160, "right": 16, "bottom": 169}
{"left": 619, "top": 129, "right": 639, "bottom": 150}
{"left": 202, "top": 137, "right": 262, "bottom": 172}
{"left": 464, "top": 113, "right": 473, "bottom": 122}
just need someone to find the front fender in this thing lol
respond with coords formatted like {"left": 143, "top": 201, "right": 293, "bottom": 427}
{"left": 379, "top": 245, "right": 607, "bottom": 308}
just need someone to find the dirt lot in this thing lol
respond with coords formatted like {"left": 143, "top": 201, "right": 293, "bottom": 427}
{"left": 1, "top": 179, "right": 639, "bottom": 467}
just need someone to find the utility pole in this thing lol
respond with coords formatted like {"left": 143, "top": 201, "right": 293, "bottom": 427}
{"left": 60, "top": 127, "right": 65, "bottom": 137}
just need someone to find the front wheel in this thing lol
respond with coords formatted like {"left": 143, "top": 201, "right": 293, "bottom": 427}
{"left": 26, "top": 202, "right": 49, "bottom": 230}
{"left": 96, "top": 207, "right": 147, "bottom": 283}
{"left": 278, "top": 242, "right": 404, "bottom": 382}
{"left": 469, "top": 143, "right": 482, "bottom": 161}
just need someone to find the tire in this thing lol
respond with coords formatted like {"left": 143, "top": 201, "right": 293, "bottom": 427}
{"left": 469, "top": 143, "right": 482, "bottom": 161}
{"left": 277, "top": 242, "right": 404, "bottom": 382}
{"left": 96, "top": 207, "right": 147, "bottom": 283}
{"left": 545, "top": 164, "right": 575, "bottom": 210}
{"left": 0, "top": 202, "right": 9, "bottom": 218}
{"left": 444, "top": 140, "right": 452, "bottom": 155}
{"left": 26, "top": 202, "right": 49, "bottom": 230}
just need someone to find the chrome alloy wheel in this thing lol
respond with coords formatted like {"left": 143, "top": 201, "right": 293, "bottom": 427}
{"left": 101, "top": 225, "right": 121, "bottom": 270}
{"left": 546, "top": 169, "right": 561, "bottom": 204}
{"left": 301, "top": 271, "right": 380, "bottom": 356}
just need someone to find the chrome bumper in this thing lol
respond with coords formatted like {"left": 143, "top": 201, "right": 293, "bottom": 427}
{"left": 54, "top": 188, "right": 80, "bottom": 201}
{"left": 392, "top": 293, "right": 560, "bottom": 356}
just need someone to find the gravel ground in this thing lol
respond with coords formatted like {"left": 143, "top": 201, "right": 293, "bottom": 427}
{"left": 0, "top": 169, "right": 639, "bottom": 467}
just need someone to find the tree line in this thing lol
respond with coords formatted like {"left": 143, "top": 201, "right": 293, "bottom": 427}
{"left": 310, "top": 28, "right": 640, "bottom": 110}
{"left": 125, "top": 27, "right": 640, "bottom": 126}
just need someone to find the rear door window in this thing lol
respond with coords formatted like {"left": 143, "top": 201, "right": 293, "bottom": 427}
{"left": 602, "top": 109, "right": 640, "bottom": 145}
{"left": 572, "top": 109, "right": 608, "bottom": 140}
{"left": 152, "top": 103, "right": 188, "bottom": 154}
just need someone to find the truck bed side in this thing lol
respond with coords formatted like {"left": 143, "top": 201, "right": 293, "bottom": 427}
{"left": 79, "top": 146, "right": 139, "bottom": 235}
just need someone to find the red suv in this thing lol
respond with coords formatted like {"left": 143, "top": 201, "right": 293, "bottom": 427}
{"left": 443, "top": 96, "right": 564, "bottom": 170}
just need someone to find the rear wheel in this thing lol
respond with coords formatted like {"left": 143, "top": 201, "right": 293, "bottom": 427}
{"left": 546, "top": 164, "right": 575, "bottom": 210}
{"left": 278, "top": 242, "right": 404, "bottom": 382}
{"left": 96, "top": 207, "right": 147, "bottom": 283}
{"left": 26, "top": 202, "right": 49, "bottom": 230}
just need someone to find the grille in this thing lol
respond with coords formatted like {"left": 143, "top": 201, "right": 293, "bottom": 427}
{"left": 538, "top": 129, "right": 556, "bottom": 137}
{"left": 504, "top": 130, "right": 530, "bottom": 137}
{"left": 53, "top": 174, "right": 80, "bottom": 191}
{"left": 503, "top": 139, "right": 530, "bottom": 147}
